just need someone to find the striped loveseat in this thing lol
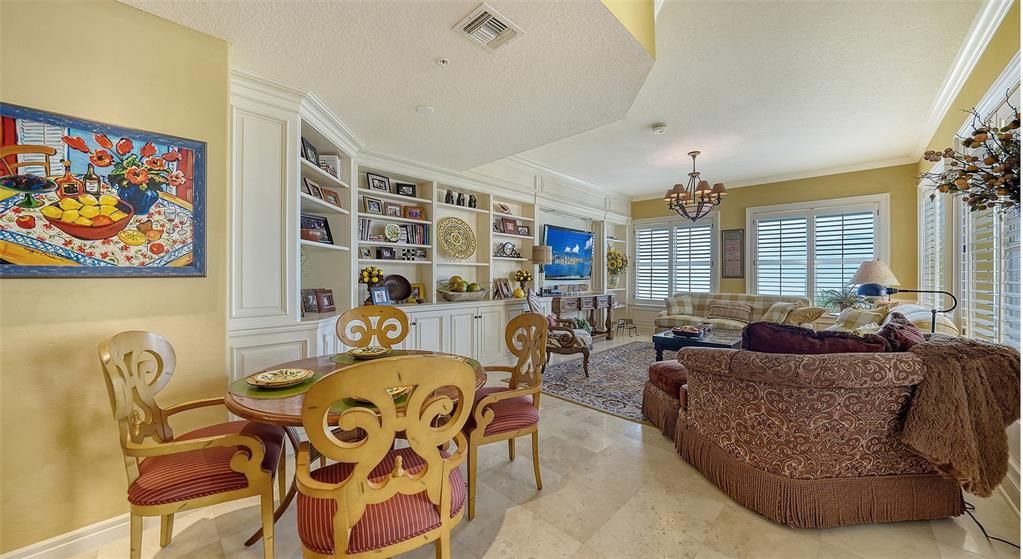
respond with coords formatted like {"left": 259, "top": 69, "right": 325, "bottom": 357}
{"left": 654, "top": 292, "right": 812, "bottom": 334}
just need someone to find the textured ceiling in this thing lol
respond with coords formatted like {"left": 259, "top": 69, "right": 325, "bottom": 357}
{"left": 517, "top": 0, "right": 984, "bottom": 197}
{"left": 119, "top": 0, "right": 654, "bottom": 170}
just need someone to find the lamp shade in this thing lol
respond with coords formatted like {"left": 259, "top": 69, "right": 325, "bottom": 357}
{"left": 850, "top": 260, "right": 901, "bottom": 286}
{"left": 532, "top": 245, "right": 552, "bottom": 265}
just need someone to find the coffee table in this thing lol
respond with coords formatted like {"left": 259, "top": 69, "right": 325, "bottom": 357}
{"left": 652, "top": 330, "right": 741, "bottom": 361}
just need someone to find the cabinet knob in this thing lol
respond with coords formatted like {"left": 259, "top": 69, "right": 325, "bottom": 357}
{"left": 411, "top": 321, "right": 418, "bottom": 326}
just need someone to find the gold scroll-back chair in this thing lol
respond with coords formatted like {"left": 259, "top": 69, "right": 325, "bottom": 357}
{"left": 98, "top": 331, "right": 285, "bottom": 559}
{"left": 335, "top": 305, "right": 410, "bottom": 349}
{"left": 294, "top": 355, "right": 476, "bottom": 558}
{"left": 464, "top": 312, "right": 548, "bottom": 519}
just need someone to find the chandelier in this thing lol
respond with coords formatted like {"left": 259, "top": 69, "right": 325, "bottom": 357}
{"left": 664, "top": 151, "right": 726, "bottom": 221}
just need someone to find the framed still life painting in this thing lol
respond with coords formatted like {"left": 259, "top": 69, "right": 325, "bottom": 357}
{"left": 0, "top": 103, "right": 206, "bottom": 277}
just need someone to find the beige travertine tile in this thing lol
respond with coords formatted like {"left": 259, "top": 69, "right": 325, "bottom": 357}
{"left": 938, "top": 542, "right": 996, "bottom": 559}
{"left": 620, "top": 479, "right": 727, "bottom": 542}
{"left": 818, "top": 520, "right": 940, "bottom": 559}
{"left": 694, "top": 544, "right": 740, "bottom": 559}
{"left": 585, "top": 502, "right": 703, "bottom": 559}
{"left": 522, "top": 479, "right": 628, "bottom": 542}
{"left": 569, "top": 544, "right": 609, "bottom": 559}
{"left": 701, "top": 505, "right": 820, "bottom": 559}
{"left": 478, "top": 451, "right": 566, "bottom": 505}
{"left": 456, "top": 505, "right": 582, "bottom": 558}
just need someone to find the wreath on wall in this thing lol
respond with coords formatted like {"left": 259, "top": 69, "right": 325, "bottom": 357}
{"left": 920, "top": 93, "right": 1019, "bottom": 213}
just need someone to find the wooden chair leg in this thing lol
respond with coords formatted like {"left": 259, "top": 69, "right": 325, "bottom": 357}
{"left": 508, "top": 438, "right": 516, "bottom": 461}
{"left": 261, "top": 488, "right": 275, "bottom": 559}
{"left": 129, "top": 513, "right": 142, "bottom": 559}
{"left": 435, "top": 530, "right": 451, "bottom": 559}
{"left": 277, "top": 454, "right": 287, "bottom": 503}
{"left": 160, "top": 514, "right": 174, "bottom": 547}
{"left": 531, "top": 430, "right": 543, "bottom": 490}
{"left": 467, "top": 441, "right": 477, "bottom": 521}
{"left": 582, "top": 348, "right": 590, "bottom": 377}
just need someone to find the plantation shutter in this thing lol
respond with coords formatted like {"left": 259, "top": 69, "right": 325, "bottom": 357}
{"left": 754, "top": 216, "right": 808, "bottom": 296}
{"left": 673, "top": 224, "right": 712, "bottom": 293}
{"left": 813, "top": 211, "right": 875, "bottom": 300}
{"left": 634, "top": 226, "right": 671, "bottom": 301}
{"left": 919, "top": 190, "right": 947, "bottom": 308}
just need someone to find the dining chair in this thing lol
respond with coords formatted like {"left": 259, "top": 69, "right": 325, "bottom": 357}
{"left": 295, "top": 354, "right": 476, "bottom": 558}
{"left": 98, "top": 331, "right": 285, "bottom": 559}
{"left": 464, "top": 312, "right": 548, "bottom": 520}
{"left": 335, "top": 305, "right": 409, "bottom": 349}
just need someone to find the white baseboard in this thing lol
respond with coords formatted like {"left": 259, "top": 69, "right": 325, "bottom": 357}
{"left": 0, "top": 514, "right": 158, "bottom": 559}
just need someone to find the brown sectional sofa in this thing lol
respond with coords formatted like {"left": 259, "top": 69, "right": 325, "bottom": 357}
{"left": 644, "top": 347, "right": 963, "bottom": 528}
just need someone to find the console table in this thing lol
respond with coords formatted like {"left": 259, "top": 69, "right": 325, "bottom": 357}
{"left": 551, "top": 294, "right": 616, "bottom": 340}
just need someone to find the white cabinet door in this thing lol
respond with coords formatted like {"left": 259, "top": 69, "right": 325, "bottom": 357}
{"left": 447, "top": 308, "right": 478, "bottom": 359}
{"left": 409, "top": 310, "right": 446, "bottom": 353}
{"left": 478, "top": 306, "right": 509, "bottom": 364}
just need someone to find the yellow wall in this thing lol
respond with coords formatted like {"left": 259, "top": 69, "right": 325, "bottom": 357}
{"left": 631, "top": 164, "right": 920, "bottom": 293}
{"left": 601, "top": 0, "right": 656, "bottom": 58}
{"left": 921, "top": 0, "right": 1020, "bottom": 173}
{"left": 0, "top": 1, "right": 229, "bottom": 552}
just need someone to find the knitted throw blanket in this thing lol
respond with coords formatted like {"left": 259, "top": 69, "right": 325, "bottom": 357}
{"left": 904, "top": 335, "right": 1020, "bottom": 496}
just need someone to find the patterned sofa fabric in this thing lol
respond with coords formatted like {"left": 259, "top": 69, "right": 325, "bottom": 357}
{"left": 655, "top": 292, "right": 812, "bottom": 332}
{"left": 677, "top": 348, "right": 936, "bottom": 479}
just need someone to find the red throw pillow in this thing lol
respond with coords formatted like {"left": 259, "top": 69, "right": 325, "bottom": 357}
{"left": 741, "top": 321, "right": 889, "bottom": 354}
{"left": 546, "top": 314, "right": 557, "bottom": 328}
{"left": 878, "top": 312, "right": 926, "bottom": 351}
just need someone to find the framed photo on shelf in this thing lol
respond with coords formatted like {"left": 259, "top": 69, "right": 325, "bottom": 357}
{"left": 501, "top": 218, "right": 519, "bottom": 234}
{"left": 301, "top": 289, "right": 320, "bottom": 314}
{"left": 358, "top": 247, "right": 374, "bottom": 259}
{"left": 494, "top": 278, "right": 513, "bottom": 299}
{"left": 301, "top": 137, "right": 319, "bottom": 164}
{"left": 408, "top": 283, "right": 425, "bottom": 303}
{"left": 364, "top": 197, "right": 383, "bottom": 214}
{"left": 376, "top": 247, "right": 396, "bottom": 260}
{"left": 318, "top": 154, "right": 341, "bottom": 179}
{"left": 314, "top": 289, "right": 336, "bottom": 313}
{"left": 403, "top": 206, "right": 425, "bottom": 220}
{"left": 395, "top": 183, "right": 416, "bottom": 197}
{"left": 300, "top": 177, "right": 313, "bottom": 195}
{"left": 493, "top": 222, "right": 500, "bottom": 232}
{"left": 300, "top": 214, "right": 333, "bottom": 244}
{"left": 384, "top": 202, "right": 403, "bottom": 218}
{"left": 306, "top": 178, "right": 323, "bottom": 199}
{"left": 366, "top": 172, "right": 390, "bottom": 192}
{"left": 369, "top": 285, "right": 391, "bottom": 305}
{"left": 517, "top": 225, "right": 530, "bottom": 236}
{"left": 320, "top": 188, "right": 343, "bottom": 208}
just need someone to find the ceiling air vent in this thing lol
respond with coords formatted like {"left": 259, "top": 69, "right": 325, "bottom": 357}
{"left": 454, "top": 3, "right": 524, "bottom": 51}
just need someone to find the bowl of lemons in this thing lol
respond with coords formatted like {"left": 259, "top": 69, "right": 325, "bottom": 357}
{"left": 40, "top": 194, "right": 134, "bottom": 241}
{"left": 437, "top": 276, "right": 489, "bottom": 301}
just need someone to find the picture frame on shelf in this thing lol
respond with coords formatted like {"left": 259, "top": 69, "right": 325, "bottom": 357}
{"left": 301, "top": 137, "right": 319, "bottom": 164}
{"left": 395, "top": 183, "right": 416, "bottom": 197}
{"left": 495, "top": 202, "right": 511, "bottom": 214}
{"left": 517, "top": 225, "right": 530, "bottom": 236}
{"left": 367, "top": 172, "right": 390, "bottom": 192}
{"left": 384, "top": 202, "right": 403, "bottom": 218}
{"left": 364, "top": 197, "right": 383, "bottom": 214}
{"left": 318, "top": 154, "right": 341, "bottom": 179}
{"left": 494, "top": 278, "right": 512, "bottom": 299}
{"left": 493, "top": 222, "right": 500, "bottom": 232}
{"left": 314, "top": 289, "right": 336, "bottom": 313}
{"left": 408, "top": 283, "right": 425, "bottom": 303}
{"left": 320, "top": 187, "right": 343, "bottom": 208}
{"left": 369, "top": 285, "right": 391, "bottom": 305}
{"left": 358, "top": 247, "right": 374, "bottom": 259}
{"left": 300, "top": 214, "right": 333, "bottom": 244}
{"left": 376, "top": 247, "right": 396, "bottom": 260}
{"left": 307, "top": 178, "right": 324, "bottom": 199}
{"left": 403, "top": 206, "right": 425, "bottom": 220}
{"left": 300, "top": 177, "right": 313, "bottom": 195}
{"left": 501, "top": 218, "right": 519, "bottom": 234}
{"left": 301, "top": 289, "right": 320, "bottom": 314}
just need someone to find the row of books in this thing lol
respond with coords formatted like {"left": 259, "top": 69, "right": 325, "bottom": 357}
{"left": 358, "top": 218, "right": 430, "bottom": 245}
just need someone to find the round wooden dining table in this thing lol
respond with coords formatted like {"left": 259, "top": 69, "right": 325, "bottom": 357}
{"left": 224, "top": 349, "right": 487, "bottom": 546}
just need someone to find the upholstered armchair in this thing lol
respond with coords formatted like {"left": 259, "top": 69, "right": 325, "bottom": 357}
{"left": 526, "top": 289, "right": 593, "bottom": 377}
{"left": 674, "top": 347, "right": 963, "bottom": 528}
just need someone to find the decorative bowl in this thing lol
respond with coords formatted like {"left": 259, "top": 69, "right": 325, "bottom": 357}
{"left": 382, "top": 274, "right": 412, "bottom": 302}
{"left": 246, "top": 368, "right": 315, "bottom": 388}
{"left": 437, "top": 280, "right": 489, "bottom": 301}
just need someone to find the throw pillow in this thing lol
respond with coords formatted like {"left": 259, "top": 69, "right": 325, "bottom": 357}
{"left": 760, "top": 302, "right": 796, "bottom": 323}
{"left": 545, "top": 314, "right": 557, "bottom": 328}
{"left": 742, "top": 322, "right": 889, "bottom": 354}
{"left": 823, "top": 307, "right": 885, "bottom": 332}
{"left": 878, "top": 312, "right": 926, "bottom": 351}
{"left": 664, "top": 294, "right": 693, "bottom": 316}
{"left": 707, "top": 300, "right": 754, "bottom": 323}
{"left": 783, "top": 306, "right": 826, "bottom": 326}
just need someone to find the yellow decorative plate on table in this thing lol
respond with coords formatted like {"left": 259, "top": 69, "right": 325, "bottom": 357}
{"left": 347, "top": 346, "right": 391, "bottom": 360}
{"left": 350, "top": 385, "right": 413, "bottom": 404}
{"left": 438, "top": 217, "right": 476, "bottom": 260}
{"left": 246, "top": 368, "right": 315, "bottom": 388}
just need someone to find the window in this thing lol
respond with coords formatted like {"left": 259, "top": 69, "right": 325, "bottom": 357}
{"left": 747, "top": 195, "right": 888, "bottom": 302}
{"left": 918, "top": 177, "right": 949, "bottom": 309}
{"left": 633, "top": 219, "right": 715, "bottom": 302}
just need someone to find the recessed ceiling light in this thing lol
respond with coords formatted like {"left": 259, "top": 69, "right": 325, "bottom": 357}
{"left": 651, "top": 122, "right": 668, "bottom": 135}
{"left": 416, "top": 105, "right": 435, "bottom": 115}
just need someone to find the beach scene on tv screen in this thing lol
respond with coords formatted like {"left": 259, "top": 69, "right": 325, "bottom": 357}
{"left": 545, "top": 225, "right": 593, "bottom": 279}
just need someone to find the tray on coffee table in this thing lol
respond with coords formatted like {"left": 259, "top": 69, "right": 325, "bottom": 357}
{"left": 652, "top": 330, "right": 740, "bottom": 361}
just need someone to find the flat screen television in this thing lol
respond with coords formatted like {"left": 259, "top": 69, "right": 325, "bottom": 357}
{"left": 543, "top": 225, "right": 594, "bottom": 280}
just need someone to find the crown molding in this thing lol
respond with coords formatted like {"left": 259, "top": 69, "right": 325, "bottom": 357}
{"left": 914, "top": 0, "right": 1014, "bottom": 156}
{"left": 504, "top": 155, "right": 617, "bottom": 195}
{"left": 629, "top": 156, "right": 918, "bottom": 201}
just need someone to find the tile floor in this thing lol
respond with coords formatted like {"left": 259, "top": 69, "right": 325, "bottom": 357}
{"left": 73, "top": 331, "right": 1021, "bottom": 559}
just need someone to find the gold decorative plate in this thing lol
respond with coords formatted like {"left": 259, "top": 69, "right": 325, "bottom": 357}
{"left": 384, "top": 223, "right": 401, "bottom": 242}
{"left": 246, "top": 368, "right": 315, "bottom": 388}
{"left": 438, "top": 217, "right": 476, "bottom": 260}
{"left": 347, "top": 346, "right": 391, "bottom": 360}
{"left": 350, "top": 385, "right": 412, "bottom": 404}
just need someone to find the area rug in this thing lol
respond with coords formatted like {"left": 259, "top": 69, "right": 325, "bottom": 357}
{"left": 541, "top": 341, "right": 673, "bottom": 423}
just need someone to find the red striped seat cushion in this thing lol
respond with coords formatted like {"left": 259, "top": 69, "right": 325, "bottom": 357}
{"left": 128, "top": 420, "right": 284, "bottom": 506}
{"left": 297, "top": 447, "right": 465, "bottom": 555}
{"left": 462, "top": 387, "right": 540, "bottom": 436}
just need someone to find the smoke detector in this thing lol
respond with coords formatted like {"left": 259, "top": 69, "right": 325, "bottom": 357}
{"left": 651, "top": 122, "right": 668, "bottom": 135}
{"left": 454, "top": 3, "right": 524, "bottom": 51}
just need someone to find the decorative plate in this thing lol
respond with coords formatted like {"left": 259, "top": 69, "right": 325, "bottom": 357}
{"left": 348, "top": 346, "right": 391, "bottom": 360}
{"left": 384, "top": 223, "right": 401, "bottom": 242}
{"left": 246, "top": 368, "right": 315, "bottom": 388}
{"left": 350, "top": 385, "right": 412, "bottom": 404}
{"left": 438, "top": 217, "right": 476, "bottom": 260}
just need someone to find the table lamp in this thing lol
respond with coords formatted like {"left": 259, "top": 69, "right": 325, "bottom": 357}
{"left": 851, "top": 260, "right": 956, "bottom": 333}
{"left": 532, "top": 245, "right": 552, "bottom": 294}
